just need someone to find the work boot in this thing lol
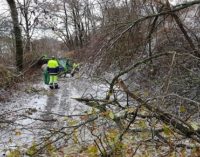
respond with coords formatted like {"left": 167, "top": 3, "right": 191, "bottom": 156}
{"left": 49, "top": 83, "right": 54, "bottom": 89}
{"left": 55, "top": 83, "right": 59, "bottom": 89}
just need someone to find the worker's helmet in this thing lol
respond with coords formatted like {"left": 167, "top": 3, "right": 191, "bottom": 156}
{"left": 51, "top": 56, "right": 55, "bottom": 59}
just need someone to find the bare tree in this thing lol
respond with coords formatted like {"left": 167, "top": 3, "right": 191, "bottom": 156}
{"left": 6, "top": 0, "right": 24, "bottom": 71}
{"left": 16, "top": 0, "right": 48, "bottom": 54}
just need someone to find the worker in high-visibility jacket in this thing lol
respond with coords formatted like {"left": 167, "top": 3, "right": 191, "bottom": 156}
{"left": 47, "top": 56, "right": 59, "bottom": 89}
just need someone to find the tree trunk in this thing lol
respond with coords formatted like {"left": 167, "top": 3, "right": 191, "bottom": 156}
{"left": 172, "top": 13, "right": 200, "bottom": 58}
{"left": 7, "top": 0, "right": 24, "bottom": 71}
{"left": 24, "top": 5, "right": 31, "bottom": 53}
{"left": 63, "top": 0, "right": 74, "bottom": 49}
{"left": 147, "top": 5, "right": 164, "bottom": 62}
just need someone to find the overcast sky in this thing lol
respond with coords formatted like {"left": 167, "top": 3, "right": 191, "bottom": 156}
{"left": 0, "top": 0, "right": 196, "bottom": 39}
{"left": 0, "top": 0, "right": 9, "bottom": 16}
{"left": 0, "top": 0, "right": 195, "bottom": 15}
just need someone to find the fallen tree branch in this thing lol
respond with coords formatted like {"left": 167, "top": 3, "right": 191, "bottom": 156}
{"left": 119, "top": 108, "right": 139, "bottom": 140}
{"left": 118, "top": 79, "right": 200, "bottom": 143}
{"left": 73, "top": 97, "right": 107, "bottom": 112}
{"left": 19, "top": 114, "right": 57, "bottom": 122}
{"left": 106, "top": 52, "right": 170, "bottom": 100}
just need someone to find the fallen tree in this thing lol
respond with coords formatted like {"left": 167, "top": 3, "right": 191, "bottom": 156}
{"left": 74, "top": 52, "right": 200, "bottom": 156}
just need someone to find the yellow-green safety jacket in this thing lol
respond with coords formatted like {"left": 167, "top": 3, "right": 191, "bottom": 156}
{"left": 47, "top": 59, "right": 59, "bottom": 75}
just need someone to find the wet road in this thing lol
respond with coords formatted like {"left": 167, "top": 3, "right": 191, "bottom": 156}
{"left": 0, "top": 76, "right": 93, "bottom": 155}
